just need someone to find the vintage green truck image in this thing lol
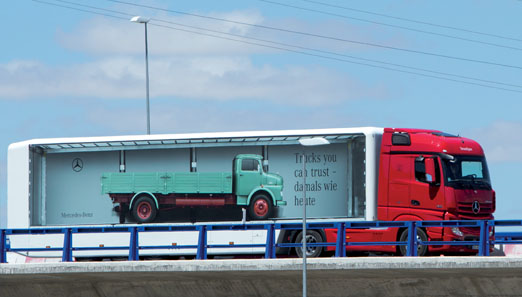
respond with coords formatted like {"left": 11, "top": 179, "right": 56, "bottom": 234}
{"left": 102, "top": 154, "right": 285, "bottom": 223}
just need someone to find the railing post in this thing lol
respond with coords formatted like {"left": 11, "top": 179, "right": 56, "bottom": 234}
{"left": 128, "top": 227, "right": 139, "bottom": 261}
{"left": 406, "top": 221, "right": 418, "bottom": 256}
{"left": 0, "top": 230, "right": 6, "bottom": 264}
{"left": 479, "top": 220, "right": 490, "bottom": 256}
{"left": 335, "top": 222, "right": 346, "bottom": 257}
{"left": 62, "top": 228, "right": 73, "bottom": 262}
{"left": 265, "top": 224, "right": 276, "bottom": 259}
{"left": 196, "top": 225, "right": 207, "bottom": 260}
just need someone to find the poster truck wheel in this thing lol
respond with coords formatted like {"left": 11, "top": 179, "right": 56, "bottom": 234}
{"left": 248, "top": 194, "right": 272, "bottom": 220}
{"left": 132, "top": 196, "right": 157, "bottom": 223}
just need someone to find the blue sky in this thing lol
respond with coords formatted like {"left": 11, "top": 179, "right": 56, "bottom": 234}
{"left": 1, "top": 0, "right": 521, "bottom": 227}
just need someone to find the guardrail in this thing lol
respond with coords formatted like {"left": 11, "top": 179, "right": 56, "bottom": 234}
{"left": 1, "top": 220, "right": 521, "bottom": 263}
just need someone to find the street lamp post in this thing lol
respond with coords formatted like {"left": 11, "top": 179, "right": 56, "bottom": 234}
{"left": 130, "top": 16, "right": 151, "bottom": 135}
{"left": 298, "top": 137, "right": 330, "bottom": 297}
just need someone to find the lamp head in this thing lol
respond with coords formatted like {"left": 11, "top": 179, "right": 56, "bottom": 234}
{"left": 130, "top": 16, "right": 150, "bottom": 23}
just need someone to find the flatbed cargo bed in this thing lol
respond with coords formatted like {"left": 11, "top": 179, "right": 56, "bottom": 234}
{"left": 102, "top": 172, "right": 233, "bottom": 195}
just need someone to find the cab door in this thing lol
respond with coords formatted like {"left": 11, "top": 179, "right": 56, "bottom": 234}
{"left": 235, "top": 158, "right": 262, "bottom": 196}
{"left": 410, "top": 155, "right": 445, "bottom": 214}
{"left": 387, "top": 154, "right": 413, "bottom": 217}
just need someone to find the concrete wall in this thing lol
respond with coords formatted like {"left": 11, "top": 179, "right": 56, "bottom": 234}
{"left": 1, "top": 257, "right": 522, "bottom": 297}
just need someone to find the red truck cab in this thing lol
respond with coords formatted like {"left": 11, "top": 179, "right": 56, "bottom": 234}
{"left": 326, "top": 128, "right": 494, "bottom": 256}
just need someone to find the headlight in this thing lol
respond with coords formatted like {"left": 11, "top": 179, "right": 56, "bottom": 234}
{"left": 451, "top": 227, "right": 464, "bottom": 237}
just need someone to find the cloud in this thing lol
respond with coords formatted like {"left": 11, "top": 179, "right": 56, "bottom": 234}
{"left": 57, "top": 11, "right": 270, "bottom": 56}
{"left": 86, "top": 100, "right": 365, "bottom": 135}
{"left": 0, "top": 59, "right": 141, "bottom": 99}
{"left": 56, "top": 8, "right": 388, "bottom": 57}
{"left": 0, "top": 57, "right": 381, "bottom": 105}
{"left": 1, "top": 7, "right": 392, "bottom": 104}
{"left": 469, "top": 121, "right": 522, "bottom": 163}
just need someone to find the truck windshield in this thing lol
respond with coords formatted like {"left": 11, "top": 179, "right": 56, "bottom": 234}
{"left": 442, "top": 156, "right": 491, "bottom": 190}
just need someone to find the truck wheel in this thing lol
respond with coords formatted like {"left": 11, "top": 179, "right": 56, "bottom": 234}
{"left": 295, "top": 230, "right": 323, "bottom": 258}
{"left": 248, "top": 194, "right": 272, "bottom": 220}
{"left": 132, "top": 196, "right": 157, "bottom": 223}
{"left": 398, "top": 227, "right": 428, "bottom": 256}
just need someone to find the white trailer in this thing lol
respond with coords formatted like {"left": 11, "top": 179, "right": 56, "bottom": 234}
{"left": 6, "top": 127, "right": 382, "bottom": 258}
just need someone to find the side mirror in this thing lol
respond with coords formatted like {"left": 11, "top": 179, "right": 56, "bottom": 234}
{"left": 425, "top": 157, "right": 437, "bottom": 185}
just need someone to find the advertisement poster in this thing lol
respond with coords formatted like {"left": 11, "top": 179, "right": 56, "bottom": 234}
{"left": 34, "top": 140, "right": 360, "bottom": 225}
{"left": 270, "top": 143, "right": 348, "bottom": 218}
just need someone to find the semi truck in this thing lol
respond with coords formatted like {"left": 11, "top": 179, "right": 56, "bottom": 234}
{"left": 6, "top": 127, "right": 494, "bottom": 258}
{"left": 101, "top": 154, "right": 285, "bottom": 223}
{"left": 323, "top": 128, "right": 494, "bottom": 256}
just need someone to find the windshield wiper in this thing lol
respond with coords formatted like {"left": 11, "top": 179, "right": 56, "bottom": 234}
{"left": 471, "top": 180, "right": 491, "bottom": 189}
{"left": 450, "top": 178, "right": 490, "bottom": 189}
{"left": 450, "top": 179, "right": 474, "bottom": 189}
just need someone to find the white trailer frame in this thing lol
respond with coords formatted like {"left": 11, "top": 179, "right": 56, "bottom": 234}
{"left": 7, "top": 127, "right": 383, "bottom": 258}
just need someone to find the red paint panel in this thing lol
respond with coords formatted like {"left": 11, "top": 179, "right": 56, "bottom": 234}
{"left": 387, "top": 155, "right": 412, "bottom": 212}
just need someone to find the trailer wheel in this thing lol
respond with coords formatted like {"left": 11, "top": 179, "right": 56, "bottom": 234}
{"left": 295, "top": 230, "right": 323, "bottom": 258}
{"left": 248, "top": 194, "right": 272, "bottom": 220}
{"left": 398, "top": 227, "right": 428, "bottom": 256}
{"left": 132, "top": 196, "right": 157, "bottom": 223}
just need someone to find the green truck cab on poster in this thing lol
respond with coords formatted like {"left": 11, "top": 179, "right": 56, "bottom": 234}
{"left": 101, "top": 154, "right": 285, "bottom": 223}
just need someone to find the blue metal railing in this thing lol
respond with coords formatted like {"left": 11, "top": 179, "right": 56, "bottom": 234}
{"left": 1, "top": 220, "right": 521, "bottom": 263}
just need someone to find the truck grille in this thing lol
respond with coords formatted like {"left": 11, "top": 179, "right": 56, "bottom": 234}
{"left": 457, "top": 201, "right": 493, "bottom": 219}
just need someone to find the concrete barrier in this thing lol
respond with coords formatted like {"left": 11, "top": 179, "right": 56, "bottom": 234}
{"left": 1, "top": 257, "right": 522, "bottom": 297}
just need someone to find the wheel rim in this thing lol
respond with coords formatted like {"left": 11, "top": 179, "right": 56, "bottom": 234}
{"left": 253, "top": 199, "right": 269, "bottom": 217}
{"left": 297, "top": 233, "right": 319, "bottom": 257}
{"left": 305, "top": 234, "right": 318, "bottom": 255}
{"left": 416, "top": 234, "right": 423, "bottom": 251}
{"left": 401, "top": 230, "right": 426, "bottom": 255}
{"left": 137, "top": 201, "right": 152, "bottom": 220}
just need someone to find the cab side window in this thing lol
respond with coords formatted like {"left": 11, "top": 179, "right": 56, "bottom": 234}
{"left": 415, "top": 159, "right": 426, "bottom": 182}
{"left": 241, "top": 159, "right": 258, "bottom": 171}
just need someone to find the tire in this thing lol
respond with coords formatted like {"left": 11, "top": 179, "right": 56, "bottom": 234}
{"left": 248, "top": 194, "right": 273, "bottom": 220}
{"left": 295, "top": 230, "right": 323, "bottom": 258}
{"left": 398, "top": 227, "right": 428, "bottom": 256}
{"left": 131, "top": 196, "right": 157, "bottom": 223}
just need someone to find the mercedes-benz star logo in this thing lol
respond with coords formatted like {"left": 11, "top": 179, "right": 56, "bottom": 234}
{"left": 72, "top": 158, "right": 83, "bottom": 172}
{"left": 472, "top": 201, "right": 480, "bottom": 214}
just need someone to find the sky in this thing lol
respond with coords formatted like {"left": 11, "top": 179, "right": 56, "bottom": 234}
{"left": 1, "top": 0, "right": 521, "bottom": 228}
